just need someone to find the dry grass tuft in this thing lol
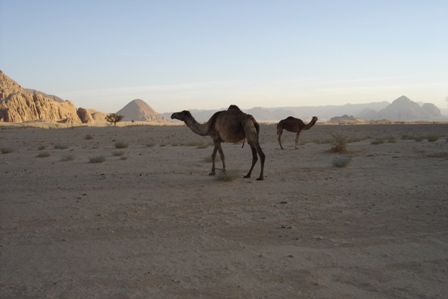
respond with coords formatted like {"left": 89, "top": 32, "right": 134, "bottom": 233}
{"left": 216, "top": 170, "right": 240, "bottom": 181}
{"left": 88, "top": 156, "right": 106, "bottom": 163}
{"left": 114, "top": 141, "right": 128, "bottom": 148}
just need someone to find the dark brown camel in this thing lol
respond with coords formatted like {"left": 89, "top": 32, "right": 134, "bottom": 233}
{"left": 171, "top": 105, "right": 265, "bottom": 180}
{"left": 277, "top": 116, "right": 318, "bottom": 149}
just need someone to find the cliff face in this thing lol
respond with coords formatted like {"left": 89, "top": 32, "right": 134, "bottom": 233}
{"left": 0, "top": 71, "right": 84, "bottom": 124}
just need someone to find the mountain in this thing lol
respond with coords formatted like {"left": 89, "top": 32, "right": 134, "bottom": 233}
{"left": 378, "top": 96, "right": 438, "bottom": 121}
{"left": 0, "top": 71, "right": 86, "bottom": 124}
{"left": 164, "top": 98, "right": 445, "bottom": 122}
{"left": 116, "top": 99, "right": 170, "bottom": 123}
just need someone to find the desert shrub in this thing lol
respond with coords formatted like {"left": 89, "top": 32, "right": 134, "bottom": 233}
{"left": 38, "top": 145, "right": 47, "bottom": 150}
{"left": 146, "top": 143, "right": 155, "bottom": 148}
{"left": 85, "top": 134, "right": 94, "bottom": 140}
{"left": 61, "top": 154, "right": 75, "bottom": 161}
{"left": 426, "top": 135, "right": 439, "bottom": 142}
{"left": 1, "top": 147, "right": 14, "bottom": 154}
{"left": 216, "top": 170, "right": 240, "bottom": 181}
{"left": 328, "top": 125, "right": 348, "bottom": 153}
{"left": 119, "top": 156, "right": 128, "bottom": 160}
{"left": 402, "top": 134, "right": 414, "bottom": 140}
{"left": 105, "top": 113, "right": 124, "bottom": 126}
{"left": 371, "top": 137, "right": 385, "bottom": 145}
{"left": 387, "top": 136, "right": 397, "bottom": 143}
{"left": 114, "top": 141, "right": 128, "bottom": 149}
{"left": 332, "top": 156, "right": 352, "bottom": 168}
{"left": 54, "top": 144, "right": 68, "bottom": 149}
{"left": 37, "top": 152, "right": 51, "bottom": 158}
{"left": 414, "top": 136, "right": 424, "bottom": 142}
{"left": 88, "top": 156, "right": 106, "bottom": 163}
{"left": 112, "top": 151, "right": 124, "bottom": 156}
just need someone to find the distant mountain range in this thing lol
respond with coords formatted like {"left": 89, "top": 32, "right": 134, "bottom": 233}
{"left": 0, "top": 70, "right": 445, "bottom": 124}
{"left": 163, "top": 96, "right": 443, "bottom": 122}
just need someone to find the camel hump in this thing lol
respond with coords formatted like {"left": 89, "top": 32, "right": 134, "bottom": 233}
{"left": 227, "top": 105, "right": 243, "bottom": 114}
{"left": 286, "top": 116, "right": 295, "bottom": 120}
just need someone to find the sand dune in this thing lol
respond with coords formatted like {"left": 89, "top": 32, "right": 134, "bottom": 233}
{"left": 1, "top": 123, "right": 447, "bottom": 298}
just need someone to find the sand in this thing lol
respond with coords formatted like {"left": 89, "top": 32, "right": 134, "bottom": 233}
{"left": 1, "top": 122, "right": 447, "bottom": 298}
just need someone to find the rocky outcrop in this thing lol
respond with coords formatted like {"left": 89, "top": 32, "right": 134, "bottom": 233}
{"left": 77, "top": 108, "right": 95, "bottom": 123}
{"left": 330, "top": 114, "right": 365, "bottom": 123}
{"left": 378, "top": 96, "right": 431, "bottom": 121}
{"left": 0, "top": 70, "right": 83, "bottom": 124}
{"left": 116, "top": 99, "right": 170, "bottom": 122}
{"left": 88, "top": 109, "right": 108, "bottom": 121}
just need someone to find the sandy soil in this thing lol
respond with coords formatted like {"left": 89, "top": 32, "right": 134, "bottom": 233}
{"left": 1, "top": 122, "right": 447, "bottom": 298}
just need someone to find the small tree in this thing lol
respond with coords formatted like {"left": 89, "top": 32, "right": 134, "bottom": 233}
{"left": 105, "top": 113, "right": 124, "bottom": 126}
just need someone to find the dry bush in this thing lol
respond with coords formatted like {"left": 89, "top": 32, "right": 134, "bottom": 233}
{"left": 1, "top": 147, "right": 14, "bottom": 154}
{"left": 61, "top": 154, "right": 75, "bottom": 161}
{"left": 54, "top": 144, "right": 69, "bottom": 149}
{"left": 114, "top": 141, "right": 128, "bottom": 148}
{"left": 37, "top": 152, "right": 51, "bottom": 158}
{"left": 89, "top": 156, "right": 106, "bottom": 163}
{"left": 216, "top": 170, "right": 240, "bottom": 181}
{"left": 328, "top": 126, "right": 347, "bottom": 153}
{"left": 85, "top": 134, "right": 94, "bottom": 140}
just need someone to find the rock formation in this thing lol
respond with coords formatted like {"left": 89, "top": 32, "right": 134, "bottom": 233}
{"left": 0, "top": 70, "right": 83, "bottom": 124}
{"left": 330, "top": 115, "right": 365, "bottom": 123}
{"left": 116, "top": 99, "right": 170, "bottom": 122}
{"left": 77, "top": 108, "right": 95, "bottom": 123}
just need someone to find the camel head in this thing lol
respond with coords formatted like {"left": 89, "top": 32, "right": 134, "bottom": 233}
{"left": 171, "top": 110, "right": 192, "bottom": 122}
{"left": 312, "top": 116, "right": 318, "bottom": 121}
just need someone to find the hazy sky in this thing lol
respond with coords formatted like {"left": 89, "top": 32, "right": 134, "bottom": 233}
{"left": 1, "top": 0, "right": 447, "bottom": 113}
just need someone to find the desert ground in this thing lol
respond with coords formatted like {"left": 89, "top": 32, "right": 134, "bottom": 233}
{"left": 1, "top": 121, "right": 447, "bottom": 298}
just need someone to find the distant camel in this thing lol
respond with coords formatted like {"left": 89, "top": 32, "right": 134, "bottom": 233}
{"left": 171, "top": 105, "right": 265, "bottom": 180}
{"left": 277, "top": 116, "right": 318, "bottom": 149}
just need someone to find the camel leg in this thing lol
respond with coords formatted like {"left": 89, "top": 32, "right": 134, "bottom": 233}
{"left": 217, "top": 144, "right": 226, "bottom": 173}
{"left": 209, "top": 146, "right": 218, "bottom": 176}
{"left": 294, "top": 131, "right": 302, "bottom": 150}
{"left": 244, "top": 144, "right": 258, "bottom": 179}
{"left": 277, "top": 129, "right": 284, "bottom": 150}
{"left": 256, "top": 144, "right": 265, "bottom": 180}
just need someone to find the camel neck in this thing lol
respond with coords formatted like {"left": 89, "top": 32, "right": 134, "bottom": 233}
{"left": 184, "top": 116, "right": 210, "bottom": 136}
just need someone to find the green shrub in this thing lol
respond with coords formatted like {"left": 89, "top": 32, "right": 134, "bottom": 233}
{"left": 112, "top": 151, "right": 124, "bottom": 156}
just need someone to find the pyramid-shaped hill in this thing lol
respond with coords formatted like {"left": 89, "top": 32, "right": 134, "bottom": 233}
{"left": 378, "top": 96, "right": 431, "bottom": 121}
{"left": 116, "top": 99, "right": 170, "bottom": 123}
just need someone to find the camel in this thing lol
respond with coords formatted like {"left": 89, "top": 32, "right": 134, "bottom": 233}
{"left": 277, "top": 116, "right": 318, "bottom": 150}
{"left": 171, "top": 105, "right": 265, "bottom": 180}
